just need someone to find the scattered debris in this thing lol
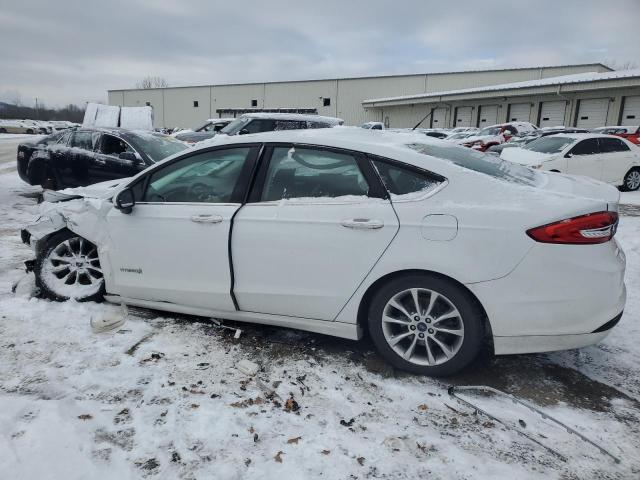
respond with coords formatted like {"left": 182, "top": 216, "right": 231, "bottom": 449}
{"left": 284, "top": 395, "right": 299, "bottom": 413}
{"left": 237, "top": 359, "right": 260, "bottom": 376}
{"left": 77, "top": 414, "right": 93, "bottom": 420}
{"left": 274, "top": 451, "right": 284, "bottom": 463}
{"left": 340, "top": 418, "right": 355, "bottom": 427}
{"left": 171, "top": 452, "right": 181, "bottom": 463}
{"left": 418, "top": 404, "right": 429, "bottom": 411}
{"left": 357, "top": 456, "right": 365, "bottom": 466}
{"left": 287, "top": 436, "right": 302, "bottom": 444}
{"left": 321, "top": 449, "right": 331, "bottom": 455}
{"left": 230, "top": 396, "right": 265, "bottom": 408}
{"left": 211, "top": 318, "right": 243, "bottom": 339}
{"left": 125, "top": 333, "right": 156, "bottom": 356}
{"left": 383, "top": 437, "right": 406, "bottom": 452}
{"left": 519, "top": 419, "right": 527, "bottom": 428}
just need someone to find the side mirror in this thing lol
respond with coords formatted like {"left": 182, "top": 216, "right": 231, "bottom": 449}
{"left": 565, "top": 152, "right": 574, "bottom": 158}
{"left": 238, "top": 128, "right": 250, "bottom": 135}
{"left": 114, "top": 188, "right": 135, "bottom": 214}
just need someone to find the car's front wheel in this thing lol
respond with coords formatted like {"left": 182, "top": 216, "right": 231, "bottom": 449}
{"left": 622, "top": 168, "right": 640, "bottom": 191}
{"left": 368, "top": 274, "right": 484, "bottom": 376}
{"left": 35, "top": 230, "right": 105, "bottom": 302}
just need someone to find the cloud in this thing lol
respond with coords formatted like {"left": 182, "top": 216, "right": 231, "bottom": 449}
{"left": 0, "top": 0, "right": 638, "bottom": 107}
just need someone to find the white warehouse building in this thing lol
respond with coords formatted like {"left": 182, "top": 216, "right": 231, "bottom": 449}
{"left": 107, "top": 63, "right": 640, "bottom": 130}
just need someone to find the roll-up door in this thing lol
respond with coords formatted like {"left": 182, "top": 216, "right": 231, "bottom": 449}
{"left": 576, "top": 98, "right": 609, "bottom": 128}
{"left": 539, "top": 101, "right": 566, "bottom": 128}
{"left": 508, "top": 103, "right": 531, "bottom": 122}
{"left": 431, "top": 108, "right": 448, "bottom": 128}
{"left": 477, "top": 105, "right": 498, "bottom": 126}
{"left": 454, "top": 106, "right": 473, "bottom": 127}
{"left": 621, "top": 96, "right": 640, "bottom": 123}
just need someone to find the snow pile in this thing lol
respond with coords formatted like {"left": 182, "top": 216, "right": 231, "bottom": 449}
{"left": 83, "top": 103, "right": 153, "bottom": 130}
{"left": 120, "top": 106, "right": 153, "bottom": 130}
{"left": 94, "top": 105, "right": 121, "bottom": 128}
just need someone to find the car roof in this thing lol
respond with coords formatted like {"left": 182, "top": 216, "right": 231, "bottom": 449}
{"left": 240, "top": 112, "right": 343, "bottom": 124}
{"left": 206, "top": 118, "right": 234, "bottom": 123}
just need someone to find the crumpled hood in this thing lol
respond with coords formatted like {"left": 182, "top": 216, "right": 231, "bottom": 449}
{"left": 43, "top": 178, "right": 130, "bottom": 203}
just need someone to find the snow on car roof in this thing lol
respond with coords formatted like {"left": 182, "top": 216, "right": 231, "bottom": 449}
{"left": 592, "top": 126, "right": 640, "bottom": 133}
{"left": 240, "top": 112, "right": 344, "bottom": 124}
{"left": 364, "top": 69, "right": 640, "bottom": 104}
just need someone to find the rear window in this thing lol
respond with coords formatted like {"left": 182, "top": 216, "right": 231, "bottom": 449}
{"left": 523, "top": 136, "right": 575, "bottom": 154}
{"left": 406, "top": 143, "right": 540, "bottom": 186}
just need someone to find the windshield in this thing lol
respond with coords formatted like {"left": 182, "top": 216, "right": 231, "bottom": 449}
{"left": 219, "top": 117, "right": 251, "bottom": 135}
{"left": 523, "top": 136, "right": 576, "bottom": 154}
{"left": 476, "top": 126, "right": 501, "bottom": 136}
{"left": 131, "top": 133, "right": 188, "bottom": 162}
{"left": 407, "top": 143, "right": 540, "bottom": 186}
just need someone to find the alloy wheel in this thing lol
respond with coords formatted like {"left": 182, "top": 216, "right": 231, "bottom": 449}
{"left": 626, "top": 170, "right": 640, "bottom": 191}
{"left": 41, "top": 236, "right": 104, "bottom": 298}
{"left": 381, "top": 288, "right": 464, "bottom": 366}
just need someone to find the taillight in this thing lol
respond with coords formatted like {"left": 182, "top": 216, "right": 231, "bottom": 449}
{"left": 526, "top": 211, "right": 618, "bottom": 245}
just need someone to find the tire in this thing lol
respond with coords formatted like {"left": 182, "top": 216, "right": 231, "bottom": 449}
{"left": 40, "top": 166, "right": 58, "bottom": 190}
{"left": 26, "top": 129, "right": 34, "bottom": 134}
{"left": 622, "top": 168, "right": 640, "bottom": 192}
{"left": 367, "top": 274, "right": 484, "bottom": 376}
{"left": 35, "top": 229, "right": 105, "bottom": 302}
{"left": 0, "top": 128, "right": 6, "bottom": 133}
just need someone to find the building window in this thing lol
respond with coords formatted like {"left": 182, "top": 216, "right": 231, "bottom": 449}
{"left": 145, "top": 101, "right": 151, "bottom": 107}
{"left": 251, "top": 99, "right": 258, "bottom": 107}
{"left": 193, "top": 101, "right": 199, "bottom": 108}
{"left": 323, "top": 98, "right": 331, "bottom": 107}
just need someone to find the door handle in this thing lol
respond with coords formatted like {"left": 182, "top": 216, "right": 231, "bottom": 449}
{"left": 190, "top": 214, "right": 223, "bottom": 224}
{"left": 341, "top": 218, "right": 384, "bottom": 230}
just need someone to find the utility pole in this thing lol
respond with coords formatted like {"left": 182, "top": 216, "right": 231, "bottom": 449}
{"left": 35, "top": 97, "right": 39, "bottom": 119}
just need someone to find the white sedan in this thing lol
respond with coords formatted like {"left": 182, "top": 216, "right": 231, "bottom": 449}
{"left": 22, "top": 128, "right": 626, "bottom": 375}
{"left": 501, "top": 133, "right": 640, "bottom": 191}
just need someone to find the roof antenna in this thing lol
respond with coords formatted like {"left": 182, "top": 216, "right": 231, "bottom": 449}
{"left": 412, "top": 109, "right": 434, "bottom": 130}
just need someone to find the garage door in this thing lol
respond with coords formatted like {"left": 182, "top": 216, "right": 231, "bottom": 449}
{"left": 478, "top": 105, "right": 498, "bottom": 126}
{"left": 454, "top": 106, "right": 473, "bottom": 127}
{"left": 431, "top": 108, "right": 448, "bottom": 128}
{"left": 621, "top": 96, "right": 640, "bottom": 122}
{"left": 576, "top": 98, "right": 610, "bottom": 128}
{"left": 508, "top": 103, "right": 531, "bottom": 122}
{"left": 539, "top": 101, "right": 566, "bottom": 128}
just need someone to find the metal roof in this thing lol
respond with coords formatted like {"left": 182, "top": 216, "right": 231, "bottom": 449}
{"left": 107, "top": 64, "right": 611, "bottom": 93}
{"left": 363, "top": 69, "right": 640, "bottom": 105}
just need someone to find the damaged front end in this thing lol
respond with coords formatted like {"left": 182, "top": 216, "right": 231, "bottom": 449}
{"left": 21, "top": 179, "right": 127, "bottom": 261}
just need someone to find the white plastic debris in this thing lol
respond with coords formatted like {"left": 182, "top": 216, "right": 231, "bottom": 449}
{"left": 91, "top": 308, "right": 127, "bottom": 333}
{"left": 13, "top": 273, "right": 37, "bottom": 298}
{"left": 211, "top": 318, "right": 242, "bottom": 338}
{"left": 383, "top": 436, "right": 407, "bottom": 452}
{"left": 236, "top": 359, "right": 260, "bottom": 376}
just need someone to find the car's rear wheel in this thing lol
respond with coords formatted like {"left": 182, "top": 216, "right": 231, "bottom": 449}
{"left": 368, "top": 274, "right": 484, "bottom": 376}
{"left": 0, "top": 128, "right": 6, "bottom": 133}
{"left": 35, "top": 230, "right": 105, "bottom": 302}
{"left": 622, "top": 168, "right": 640, "bottom": 191}
{"left": 40, "top": 166, "right": 58, "bottom": 190}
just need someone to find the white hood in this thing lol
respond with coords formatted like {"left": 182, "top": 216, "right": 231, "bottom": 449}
{"left": 500, "top": 147, "right": 557, "bottom": 166}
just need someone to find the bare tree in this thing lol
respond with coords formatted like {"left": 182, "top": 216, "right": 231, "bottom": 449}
{"left": 135, "top": 76, "right": 169, "bottom": 89}
{"left": 604, "top": 59, "right": 639, "bottom": 71}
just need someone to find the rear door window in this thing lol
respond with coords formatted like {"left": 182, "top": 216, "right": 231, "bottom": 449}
{"left": 101, "top": 134, "right": 134, "bottom": 156}
{"left": 599, "top": 137, "right": 630, "bottom": 153}
{"left": 274, "top": 120, "right": 306, "bottom": 130}
{"left": 243, "top": 119, "right": 276, "bottom": 134}
{"left": 261, "top": 147, "right": 369, "bottom": 201}
{"left": 371, "top": 158, "right": 443, "bottom": 199}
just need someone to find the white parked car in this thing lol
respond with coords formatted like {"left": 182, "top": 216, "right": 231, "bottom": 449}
{"left": 360, "top": 121, "right": 384, "bottom": 130}
{"left": 22, "top": 129, "right": 625, "bottom": 375}
{"left": 462, "top": 122, "right": 538, "bottom": 152}
{"left": 501, "top": 133, "right": 640, "bottom": 191}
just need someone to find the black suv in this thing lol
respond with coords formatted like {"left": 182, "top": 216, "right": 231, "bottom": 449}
{"left": 17, "top": 128, "right": 187, "bottom": 189}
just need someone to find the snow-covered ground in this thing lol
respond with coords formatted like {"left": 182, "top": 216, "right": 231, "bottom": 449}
{"left": 1, "top": 136, "right": 639, "bottom": 479}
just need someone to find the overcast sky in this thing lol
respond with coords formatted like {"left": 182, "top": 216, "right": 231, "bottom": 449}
{"left": 0, "top": 0, "right": 639, "bottom": 108}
